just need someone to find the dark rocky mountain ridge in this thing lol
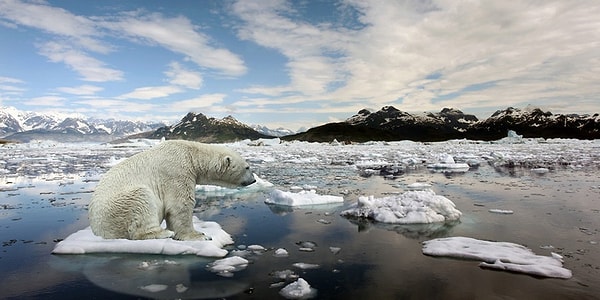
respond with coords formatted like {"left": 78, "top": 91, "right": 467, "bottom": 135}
{"left": 283, "top": 106, "right": 600, "bottom": 142}
{"left": 144, "top": 112, "right": 273, "bottom": 143}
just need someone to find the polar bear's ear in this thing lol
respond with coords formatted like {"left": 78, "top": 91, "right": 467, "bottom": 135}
{"left": 224, "top": 156, "right": 232, "bottom": 168}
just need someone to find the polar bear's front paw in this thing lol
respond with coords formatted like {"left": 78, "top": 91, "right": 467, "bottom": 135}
{"left": 175, "top": 231, "right": 212, "bottom": 241}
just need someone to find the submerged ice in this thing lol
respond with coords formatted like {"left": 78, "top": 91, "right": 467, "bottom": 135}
{"left": 341, "top": 190, "right": 462, "bottom": 224}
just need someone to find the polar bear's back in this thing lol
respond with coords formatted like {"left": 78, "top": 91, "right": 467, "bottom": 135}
{"left": 95, "top": 141, "right": 193, "bottom": 195}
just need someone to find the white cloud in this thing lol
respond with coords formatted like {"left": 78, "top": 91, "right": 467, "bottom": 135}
{"left": 106, "top": 12, "right": 246, "bottom": 77}
{"left": 38, "top": 41, "right": 123, "bottom": 82}
{"left": 233, "top": 0, "right": 349, "bottom": 97}
{"left": 0, "top": 0, "right": 110, "bottom": 53}
{"left": 232, "top": 0, "right": 600, "bottom": 117}
{"left": 165, "top": 94, "right": 226, "bottom": 112}
{"left": 76, "top": 98, "right": 158, "bottom": 113}
{"left": 56, "top": 84, "right": 103, "bottom": 95}
{"left": 0, "top": 76, "right": 24, "bottom": 84}
{"left": 118, "top": 85, "right": 183, "bottom": 100}
{"left": 165, "top": 62, "right": 203, "bottom": 89}
{"left": 24, "top": 95, "right": 66, "bottom": 107}
{"left": 0, "top": 76, "right": 25, "bottom": 94}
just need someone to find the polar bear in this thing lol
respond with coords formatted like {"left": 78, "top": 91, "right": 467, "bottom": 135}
{"left": 88, "top": 140, "right": 256, "bottom": 241}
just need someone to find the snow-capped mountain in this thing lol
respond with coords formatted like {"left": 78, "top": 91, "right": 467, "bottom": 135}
{"left": 284, "top": 106, "right": 600, "bottom": 142}
{"left": 470, "top": 106, "right": 600, "bottom": 140}
{"left": 145, "top": 112, "right": 273, "bottom": 143}
{"left": 251, "top": 124, "right": 296, "bottom": 137}
{"left": 0, "top": 106, "right": 165, "bottom": 142}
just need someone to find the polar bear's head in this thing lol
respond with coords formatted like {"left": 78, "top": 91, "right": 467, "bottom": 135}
{"left": 203, "top": 147, "right": 256, "bottom": 188}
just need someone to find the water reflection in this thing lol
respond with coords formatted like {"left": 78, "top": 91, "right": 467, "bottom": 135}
{"left": 50, "top": 254, "right": 250, "bottom": 299}
{"left": 347, "top": 218, "right": 460, "bottom": 239}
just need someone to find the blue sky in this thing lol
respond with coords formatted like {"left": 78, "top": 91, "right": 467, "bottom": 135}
{"left": 1, "top": 0, "right": 599, "bottom": 130}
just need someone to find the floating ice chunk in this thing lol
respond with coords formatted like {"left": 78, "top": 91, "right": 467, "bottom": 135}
{"left": 265, "top": 189, "right": 344, "bottom": 207}
{"left": 427, "top": 154, "right": 470, "bottom": 171}
{"left": 52, "top": 217, "right": 232, "bottom": 257}
{"left": 271, "top": 269, "right": 299, "bottom": 280}
{"left": 341, "top": 190, "right": 462, "bottom": 224}
{"left": 139, "top": 284, "right": 168, "bottom": 292}
{"left": 247, "top": 244, "right": 266, "bottom": 251}
{"left": 494, "top": 130, "right": 524, "bottom": 144}
{"left": 329, "top": 247, "right": 341, "bottom": 254}
{"left": 406, "top": 182, "right": 432, "bottom": 191}
{"left": 422, "top": 236, "right": 572, "bottom": 279}
{"left": 316, "top": 219, "right": 331, "bottom": 224}
{"left": 531, "top": 168, "right": 549, "bottom": 174}
{"left": 279, "top": 278, "right": 317, "bottom": 299}
{"left": 274, "top": 248, "right": 289, "bottom": 257}
{"left": 440, "top": 154, "right": 456, "bottom": 164}
{"left": 206, "top": 256, "right": 249, "bottom": 277}
{"left": 489, "top": 209, "right": 514, "bottom": 214}
{"left": 292, "top": 262, "right": 320, "bottom": 269}
{"left": 296, "top": 241, "right": 317, "bottom": 249}
{"left": 175, "top": 284, "right": 188, "bottom": 293}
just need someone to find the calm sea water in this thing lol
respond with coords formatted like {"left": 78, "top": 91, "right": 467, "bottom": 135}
{"left": 1, "top": 143, "right": 599, "bottom": 299}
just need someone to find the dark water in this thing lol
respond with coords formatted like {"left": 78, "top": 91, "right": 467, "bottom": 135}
{"left": 1, "top": 149, "right": 599, "bottom": 299}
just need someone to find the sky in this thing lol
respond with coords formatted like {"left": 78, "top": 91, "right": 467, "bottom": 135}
{"left": 0, "top": 0, "right": 599, "bottom": 131}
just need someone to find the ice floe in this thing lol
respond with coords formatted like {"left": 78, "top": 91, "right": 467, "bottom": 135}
{"left": 274, "top": 248, "right": 290, "bottom": 257}
{"left": 427, "top": 154, "right": 470, "bottom": 171}
{"left": 265, "top": 189, "right": 344, "bottom": 207}
{"left": 52, "top": 217, "right": 232, "bottom": 257}
{"left": 279, "top": 278, "right": 317, "bottom": 299}
{"left": 489, "top": 209, "right": 514, "bottom": 214}
{"left": 341, "top": 190, "right": 462, "bottom": 224}
{"left": 422, "top": 236, "right": 572, "bottom": 279}
{"left": 206, "top": 256, "right": 249, "bottom": 277}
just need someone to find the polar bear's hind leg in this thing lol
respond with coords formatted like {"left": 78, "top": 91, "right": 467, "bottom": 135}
{"left": 118, "top": 186, "right": 174, "bottom": 240}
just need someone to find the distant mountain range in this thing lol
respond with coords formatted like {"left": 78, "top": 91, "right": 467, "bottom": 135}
{"left": 0, "top": 106, "right": 166, "bottom": 142}
{"left": 1, "top": 105, "right": 598, "bottom": 143}
{"left": 0, "top": 107, "right": 292, "bottom": 143}
{"left": 283, "top": 106, "right": 600, "bottom": 142}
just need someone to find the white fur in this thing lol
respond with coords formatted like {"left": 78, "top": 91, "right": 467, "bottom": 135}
{"left": 88, "top": 140, "right": 255, "bottom": 241}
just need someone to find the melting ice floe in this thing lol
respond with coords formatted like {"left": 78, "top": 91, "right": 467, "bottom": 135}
{"left": 52, "top": 217, "right": 232, "bottom": 257}
{"left": 279, "top": 278, "right": 317, "bottom": 299}
{"left": 341, "top": 190, "right": 462, "bottom": 224}
{"left": 422, "top": 236, "right": 572, "bottom": 279}
{"left": 206, "top": 256, "right": 249, "bottom": 277}
{"left": 427, "top": 153, "right": 470, "bottom": 172}
{"left": 265, "top": 189, "right": 344, "bottom": 207}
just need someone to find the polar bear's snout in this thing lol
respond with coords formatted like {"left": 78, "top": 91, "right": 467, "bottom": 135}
{"left": 242, "top": 176, "right": 256, "bottom": 186}
{"left": 240, "top": 167, "right": 256, "bottom": 186}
